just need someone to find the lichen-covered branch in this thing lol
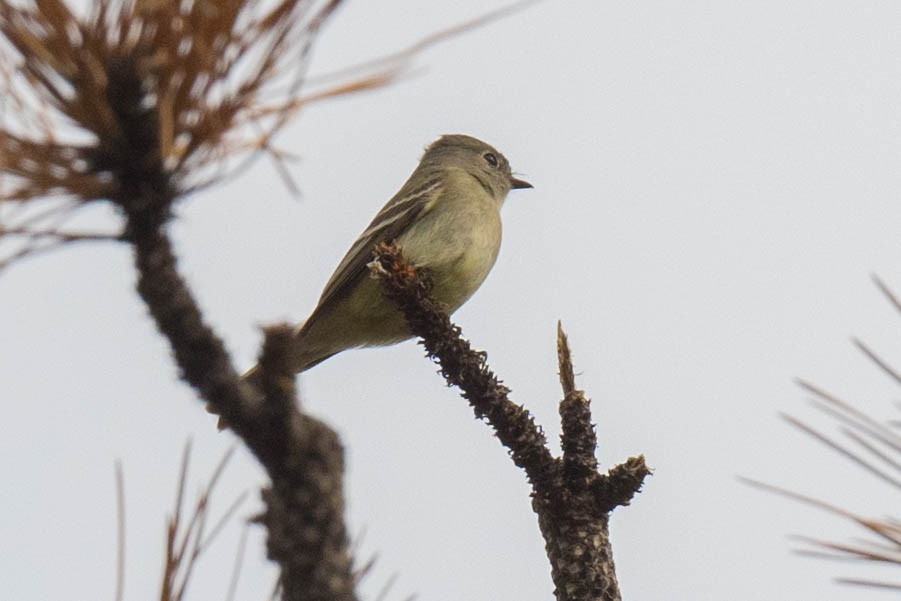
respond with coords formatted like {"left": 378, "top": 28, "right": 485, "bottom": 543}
{"left": 0, "top": 3, "right": 358, "bottom": 599}
{"left": 371, "top": 241, "right": 651, "bottom": 601}
{"left": 256, "top": 326, "right": 353, "bottom": 601}
{"left": 370, "top": 240, "right": 556, "bottom": 489}
{"left": 113, "top": 61, "right": 355, "bottom": 601}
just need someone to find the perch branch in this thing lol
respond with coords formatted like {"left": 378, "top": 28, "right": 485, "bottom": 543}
{"left": 371, "top": 241, "right": 650, "bottom": 601}
{"left": 369, "top": 240, "right": 556, "bottom": 489}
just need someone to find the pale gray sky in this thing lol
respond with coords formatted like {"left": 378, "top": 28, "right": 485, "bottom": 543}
{"left": 3, "top": 1, "right": 901, "bottom": 600}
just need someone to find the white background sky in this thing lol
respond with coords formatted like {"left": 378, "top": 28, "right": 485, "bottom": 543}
{"left": 2, "top": 1, "right": 901, "bottom": 600}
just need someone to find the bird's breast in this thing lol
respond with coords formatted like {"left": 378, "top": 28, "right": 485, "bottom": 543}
{"left": 398, "top": 192, "right": 503, "bottom": 312}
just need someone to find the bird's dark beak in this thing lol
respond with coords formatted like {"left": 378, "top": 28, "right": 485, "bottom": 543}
{"left": 510, "top": 176, "right": 533, "bottom": 190}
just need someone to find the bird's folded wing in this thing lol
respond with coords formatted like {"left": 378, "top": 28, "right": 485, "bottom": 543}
{"left": 313, "top": 177, "right": 444, "bottom": 311}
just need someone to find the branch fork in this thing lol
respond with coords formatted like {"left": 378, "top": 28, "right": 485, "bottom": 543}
{"left": 371, "top": 240, "right": 650, "bottom": 601}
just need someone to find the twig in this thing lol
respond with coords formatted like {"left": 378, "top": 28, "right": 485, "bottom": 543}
{"left": 835, "top": 578, "right": 901, "bottom": 590}
{"left": 157, "top": 444, "right": 250, "bottom": 601}
{"left": 225, "top": 523, "right": 251, "bottom": 601}
{"left": 161, "top": 442, "right": 193, "bottom": 601}
{"left": 780, "top": 413, "right": 901, "bottom": 489}
{"left": 749, "top": 277, "right": 901, "bottom": 586}
{"left": 114, "top": 461, "right": 126, "bottom": 601}
{"left": 853, "top": 338, "right": 901, "bottom": 386}
{"left": 305, "top": 0, "right": 541, "bottom": 87}
{"left": 558, "top": 322, "right": 599, "bottom": 490}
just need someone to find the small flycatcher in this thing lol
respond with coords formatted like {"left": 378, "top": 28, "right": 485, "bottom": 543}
{"left": 251, "top": 134, "right": 531, "bottom": 379}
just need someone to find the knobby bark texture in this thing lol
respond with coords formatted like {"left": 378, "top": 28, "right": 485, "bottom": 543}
{"left": 372, "top": 241, "right": 651, "bottom": 601}
{"left": 1, "top": 2, "right": 636, "bottom": 600}
{"left": 0, "top": 1, "right": 358, "bottom": 596}
{"left": 130, "top": 195, "right": 354, "bottom": 601}
{"left": 109, "top": 63, "right": 356, "bottom": 601}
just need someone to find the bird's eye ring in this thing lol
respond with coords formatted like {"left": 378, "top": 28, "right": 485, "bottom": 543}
{"left": 483, "top": 152, "right": 499, "bottom": 167}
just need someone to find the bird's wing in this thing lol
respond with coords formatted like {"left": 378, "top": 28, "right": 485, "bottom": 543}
{"left": 313, "top": 177, "right": 444, "bottom": 311}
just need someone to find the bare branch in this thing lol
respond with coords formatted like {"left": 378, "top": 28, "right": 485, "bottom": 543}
{"left": 371, "top": 241, "right": 649, "bottom": 601}
{"left": 0, "top": 2, "right": 546, "bottom": 599}
{"left": 370, "top": 240, "right": 556, "bottom": 488}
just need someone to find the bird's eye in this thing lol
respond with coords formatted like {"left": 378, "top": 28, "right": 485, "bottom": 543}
{"left": 483, "top": 152, "right": 499, "bottom": 167}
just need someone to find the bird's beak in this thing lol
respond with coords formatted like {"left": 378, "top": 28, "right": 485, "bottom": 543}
{"left": 510, "top": 176, "right": 533, "bottom": 190}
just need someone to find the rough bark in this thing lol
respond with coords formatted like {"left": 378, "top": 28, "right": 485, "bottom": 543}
{"left": 372, "top": 241, "right": 651, "bottom": 601}
{"left": 101, "top": 54, "right": 356, "bottom": 601}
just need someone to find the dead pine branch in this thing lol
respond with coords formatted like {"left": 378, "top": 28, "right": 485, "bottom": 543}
{"left": 0, "top": 2, "right": 359, "bottom": 599}
{"left": 747, "top": 275, "right": 901, "bottom": 591}
{"left": 371, "top": 241, "right": 651, "bottom": 601}
{"left": 0, "top": 1, "right": 549, "bottom": 599}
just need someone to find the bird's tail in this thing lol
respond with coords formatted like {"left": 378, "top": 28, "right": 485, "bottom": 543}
{"left": 210, "top": 329, "right": 339, "bottom": 429}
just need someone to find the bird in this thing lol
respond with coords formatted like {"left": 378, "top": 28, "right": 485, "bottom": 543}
{"left": 245, "top": 133, "right": 531, "bottom": 385}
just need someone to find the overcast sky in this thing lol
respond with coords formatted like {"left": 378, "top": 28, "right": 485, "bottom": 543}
{"left": 3, "top": 1, "right": 901, "bottom": 600}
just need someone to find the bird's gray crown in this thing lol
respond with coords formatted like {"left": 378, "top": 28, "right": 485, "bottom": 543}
{"left": 420, "top": 134, "right": 528, "bottom": 198}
